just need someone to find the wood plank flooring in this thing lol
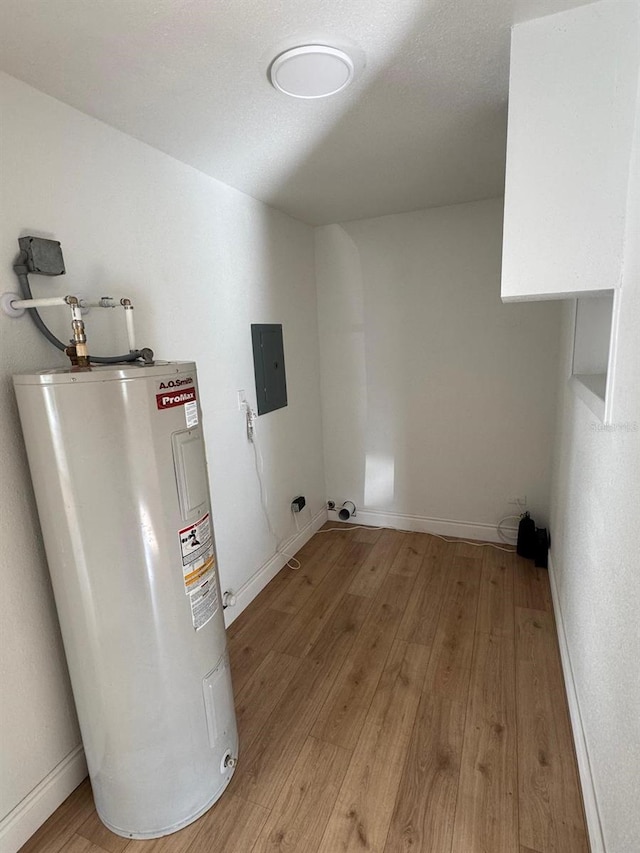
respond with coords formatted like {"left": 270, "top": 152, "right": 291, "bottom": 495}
{"left": 19, "top": 524, "right": 589, "bottom": 853}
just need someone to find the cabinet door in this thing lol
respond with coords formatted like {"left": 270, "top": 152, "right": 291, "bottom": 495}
{"left": 501, "top": 1, "right": 638, "bottom": 302}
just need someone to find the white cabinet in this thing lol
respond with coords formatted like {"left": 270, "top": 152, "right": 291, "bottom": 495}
{"left": 501, "top": 1, "right": 639, "bottom": 302}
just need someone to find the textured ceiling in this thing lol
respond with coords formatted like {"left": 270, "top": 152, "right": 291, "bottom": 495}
{"left": 0, "top": 0, "right": 596, "bottom": 224}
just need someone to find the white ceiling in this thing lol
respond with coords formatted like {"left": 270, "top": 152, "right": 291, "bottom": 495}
{"left": 0, "top": 0, "right": 596, "bottom": 225}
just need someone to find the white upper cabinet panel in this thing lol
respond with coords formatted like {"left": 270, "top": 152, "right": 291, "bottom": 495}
{"left": 501, "top": 1, "right": 639, "bottom": 302}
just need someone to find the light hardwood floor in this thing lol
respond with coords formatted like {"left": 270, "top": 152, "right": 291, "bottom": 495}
{"left": 19, "top": 524, "right": 589, "bottom": 853}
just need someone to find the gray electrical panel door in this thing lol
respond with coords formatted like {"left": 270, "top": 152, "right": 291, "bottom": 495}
{"left": 251, "top": 324, "right": 288, "bottom": 415}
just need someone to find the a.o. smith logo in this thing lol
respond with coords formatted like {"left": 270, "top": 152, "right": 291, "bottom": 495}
{"left": 158, "top": 377, "right": 193, "bottom": 390}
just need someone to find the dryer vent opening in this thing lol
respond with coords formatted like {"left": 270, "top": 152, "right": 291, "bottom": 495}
{"left": 338, "top": 501, "right": 356, "bottom": 521}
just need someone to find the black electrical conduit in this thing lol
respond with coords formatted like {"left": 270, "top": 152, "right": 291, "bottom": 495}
{"left": 14, "top": 256, "right": 152, "bottom": 365}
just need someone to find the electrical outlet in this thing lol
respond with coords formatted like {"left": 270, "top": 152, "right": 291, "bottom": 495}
{"left": 507, "top": 495, "right": 527, "bottom": 507}
{"left": 291, "top": 495, "right": 306, "bottom": 513}
{"left": 245, "top": 407, "right": 255, "bottom": 442}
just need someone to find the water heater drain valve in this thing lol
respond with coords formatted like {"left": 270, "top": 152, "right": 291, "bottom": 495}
{"left": 221, "top": 750, "right": 237, "bottom": 772}
{"left": 222, "top": 590, "right": 237, "bottom": 609}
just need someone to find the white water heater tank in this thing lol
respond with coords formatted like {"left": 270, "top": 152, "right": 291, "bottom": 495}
{"left": 13, "top": 361, "right": 238, "bottom": 839}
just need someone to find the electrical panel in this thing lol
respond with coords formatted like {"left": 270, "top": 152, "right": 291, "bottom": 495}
{"left": 251, "top": 324, "right": 288, "bottom": 415}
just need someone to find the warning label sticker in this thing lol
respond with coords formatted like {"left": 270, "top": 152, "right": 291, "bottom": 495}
{"left": 184, "top": 555, "right": 214, "bottom": 591}
{"left": 179, "top": 513, "right": 215, "bottom": 594}
{"left": 184, "top": 399, "right": 199, "bottom": 428}
{"left": 179, "top": 513, "right": 211, "bottom": 564}
{"left": 189, "top": 581, "right": 218, "bottom": 631}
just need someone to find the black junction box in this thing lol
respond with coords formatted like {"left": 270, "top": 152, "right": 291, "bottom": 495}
{"left": 18, "top": 236, "right": 66, "bottom": 276}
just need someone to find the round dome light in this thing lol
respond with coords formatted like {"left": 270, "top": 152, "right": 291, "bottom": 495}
{"left": 270, "top": 45, "right": 354, "bottom": 99}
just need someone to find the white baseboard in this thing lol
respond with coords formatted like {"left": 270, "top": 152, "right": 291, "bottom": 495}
{"left": 328, "top": 507, "right": 516, "bottom": 545}
{"left": 548, "top": 554, "right": 606, "bottom": 853}
{"left": 224, "top": 506, "right": 328, "bottom": 627}
{"left": 0, "top": 745, "right": 87, "bottom": 853}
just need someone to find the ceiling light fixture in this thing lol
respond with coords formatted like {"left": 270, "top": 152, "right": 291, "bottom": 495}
{"left": 269, "top": 45, "right": 354, "bottom": 99}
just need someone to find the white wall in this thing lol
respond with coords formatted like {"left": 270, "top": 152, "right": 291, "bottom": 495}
{"left": 316, "top": 199, "right": 561, "bottom": 539}
{"left": 0, "top": 71, "right": 325, "bottom": 849}
{"left": 548, "top": 80, "right": 640, "bottom": 853}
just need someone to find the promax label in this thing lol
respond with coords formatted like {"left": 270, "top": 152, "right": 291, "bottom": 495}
{"left": 156, "top": 387, "right": 197, "bottom": 410}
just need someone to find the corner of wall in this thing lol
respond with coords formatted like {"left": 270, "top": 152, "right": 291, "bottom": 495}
{"left": 0, "top": 747, "right": 87, "bottom": 853}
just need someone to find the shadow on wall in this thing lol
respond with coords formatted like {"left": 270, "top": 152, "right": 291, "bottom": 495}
{"left": 316, "top": 224, "right": 399, "bottom": 508}
{"left": 200, "top": 206, "right": 325, "bottom": 586}
{"left": 314, "top": 224, "right": 369, "bottom": 501}
{"left": 316, "top": 200, "right": 563, "bottom": 529}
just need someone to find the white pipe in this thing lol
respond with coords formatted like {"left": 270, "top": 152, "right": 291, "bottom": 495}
{"left": 70, "top": 302, "right": 83, "bottom": 324}
{"left": 122, "top": 303, "right": 136, "bottom": 352}
{"left": 2, "top": 290, "right": 140, "bottom": 355}
{"left": 82, "top": 297, "right": 118, "bottom": 308}
{"left": 10, "top": 296, "right": 70, "bottom": 309}
{"left": 80, "top": 296, "right": 137, "bottom": 352}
